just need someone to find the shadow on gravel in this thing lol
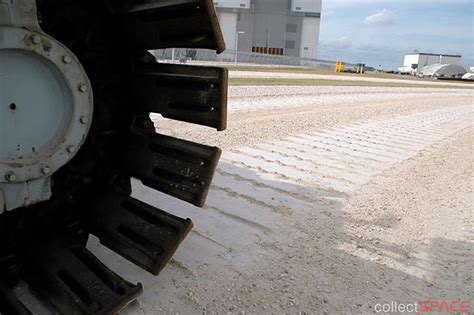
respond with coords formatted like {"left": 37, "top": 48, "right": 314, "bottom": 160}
{"left": 12, "top": 160, "right": 470, "bottom": 314}
{"left": 116, "top": 161, "right": 474, "bottom": 313}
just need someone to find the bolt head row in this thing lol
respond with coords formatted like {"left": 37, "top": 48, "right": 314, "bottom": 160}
{"left": 32, "top": 35, "right": 42, "bottom": 45}
{"left": 3, "top": 144, "right": 81, "bottom": 183}
{"left": 79, "top": 84, "right": 88, "bottom": 92}
{"left": 3, "top": 30, "right": 93, "bottom": 189}
{"left": 5, "top": 166, "right": 53, "bottom": 182}
{"left": 5, "top": 173, "right": 17, "bottom": 182}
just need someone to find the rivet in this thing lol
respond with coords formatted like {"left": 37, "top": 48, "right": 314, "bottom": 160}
{"left": 32, "top": 35, "right": 42, "bottom": 45}
{"left": 42, "top": 166, "right": 51, "bottom": 175}
{"left": 80, "top": 116, "right": 89, "bottom": 124}
{"left": 63, "top": 55, "right": 72, "bottom": 64}
{"left": 79, "top": 84, "right": 88, "bottom": 92}
{"left": 67, "top": 146, "right": 75, "bottom": 153}
{"left": 5, "top": 173, "right": 17, "bottom": 182}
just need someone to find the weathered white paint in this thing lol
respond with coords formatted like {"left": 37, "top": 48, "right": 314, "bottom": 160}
{"left": 300, "top": 17, "right": 320, "bottom": 58}
{"left": 291, "top": 0, "right": 322, "bottom": 13}
{"left": 214, "top": 0, "right": 250, "bottom": 9}
{"left": 218, "top": 12, "right": 238, "bottom": 49}
{"left": 0, "top": 1, "right": 93, "bottom": 212}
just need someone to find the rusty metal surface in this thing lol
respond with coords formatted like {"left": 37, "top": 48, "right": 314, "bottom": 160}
{"left": 0, "top": 282, "right": 32, "bottom": 315}
{"left": 123, "top": 128, "right": 222, "bottom": 207}
{"left": 24, "top": 235, "right": 143, "bottom": 315}
{"left": 0, "top": 0, "right": 40, "bottom": 29}
{"left": 123, "top": 0, "right": 225, "bottom": 52}
{"left": 0, "top": 4, "right": 93, "bottom": 212}
{"left": 86, "top": 190, "right": 193, "bottom": 275}
{"left": 133, "top": 61, "right": 228, "bottom": 131}
{"left": 0, "top": 0, "right": 227, "bottom": 313}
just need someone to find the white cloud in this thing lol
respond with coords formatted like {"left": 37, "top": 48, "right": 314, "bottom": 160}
{"left": 364, "top": 9, "right": 396, "bottom": 26}
{"left": 319, "top": 1, "right": 473, "bottom": 69}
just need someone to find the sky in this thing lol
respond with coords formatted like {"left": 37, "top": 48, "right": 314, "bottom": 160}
{"left": 318, "top": 0, "right": 474, "bottom": 70}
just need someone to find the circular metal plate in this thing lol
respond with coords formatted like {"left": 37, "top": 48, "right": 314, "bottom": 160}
{"left": 0, "top": 27, "right": 93, "bottom": 183}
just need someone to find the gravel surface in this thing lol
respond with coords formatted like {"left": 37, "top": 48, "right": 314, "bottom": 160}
{"left": 25, "top": 100, "right": 472, "bottom": 314}
{"left": 153, "top": 86, "right": 473, "bottom": 150}
{"left": 226, "top": 85, "right": 468, "bottom": 100}
{"left": 230, "top": 71, "right": 474, "bottom": 88}
{"left": 11, "top": 80, "right": 473, "bottom": 314}
{"left": 105, "top": 97, "right": 473, "bottom": 314}
{"left": 86, "top": 84, "right": 474, "bottom": 314}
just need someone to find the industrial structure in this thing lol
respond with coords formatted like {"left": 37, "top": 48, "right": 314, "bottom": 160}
{"left": 0, "top": 0, "right": 227, "bottom": 313}
{"left": 418, "top": 64, "right": 467, "bottom": 79}
{"left": 214, "top": 0, "right": 322, "bottom": 59}
{"left": 398, "top": 52, "right": 462, "bottom": 74}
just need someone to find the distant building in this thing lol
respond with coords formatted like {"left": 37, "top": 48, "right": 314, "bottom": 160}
{"left": 399, "top": 52, "right": 462, "bottom": 74}
{"left": 214, "top": 0, "right": 322, "bottom": 59}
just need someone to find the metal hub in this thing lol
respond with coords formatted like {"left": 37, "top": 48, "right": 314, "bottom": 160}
{"left": 0, "top": 50, "right": 73, "bottom": 161}
{"left": 0, "top": 3, "right": 93, "bottom": 212}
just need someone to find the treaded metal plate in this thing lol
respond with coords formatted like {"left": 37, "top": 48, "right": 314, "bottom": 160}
{"left": 86, "top": 190, "right": 193, "bottom": 275}
{"left": 123, "top": 0, "right": 225, "bottom": 52}
{"left": 0, "top": 282, "right": 32, "bottom": 315}
{"left": 23, "top": 235, "right": 143, "bottom": 315}
{"left": 133, "top": 62, "right": 228, "bottom": 131}
{"left": 123, "top": 130, "right": 221, "bottom": 206}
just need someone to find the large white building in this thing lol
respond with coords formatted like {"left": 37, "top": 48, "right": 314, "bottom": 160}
{"left": 399, "top": 52, "right": 462, "bottom": 74}
{"left": 214, "top": 0, "right": 322, "bottom": 59}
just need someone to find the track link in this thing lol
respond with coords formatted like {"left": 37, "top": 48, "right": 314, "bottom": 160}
{"left": 0, "top": 0, "right": 227, "bottom": 314}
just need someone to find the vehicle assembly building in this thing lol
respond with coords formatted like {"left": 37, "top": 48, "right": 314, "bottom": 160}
{"left": 214, "top": 0, "right": 322, "bottom": 59}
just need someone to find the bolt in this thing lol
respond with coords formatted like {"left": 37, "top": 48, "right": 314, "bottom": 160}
{"left": 32, "top": 35, "right": 42, "bottom": 45}
{"left": 42, "top": 166, "right": 51, "bottom": 175}
{"left": 5, "top": 173, "right": 17, "bottom": 182}
{"left": 79, "top": 84, "right": 88, "bottom": 92}
{"left": 67, "top": 145, "right": 75, "bottom": 153}
{"left": 63, "top": 55, "right": 72, "bottom": 64}
{"left": 80, "top": 116, "right": 89, "bottom": 124}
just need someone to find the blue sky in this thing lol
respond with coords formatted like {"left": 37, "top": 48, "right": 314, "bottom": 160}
{"left": 319, "top": 0, "right": 474, "bottom": 70}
